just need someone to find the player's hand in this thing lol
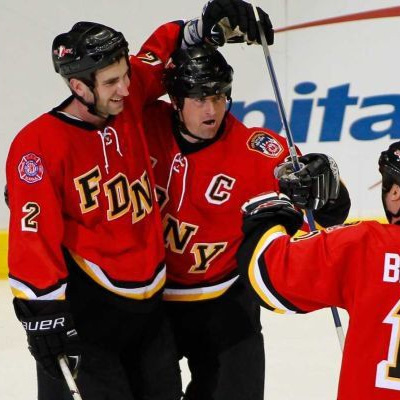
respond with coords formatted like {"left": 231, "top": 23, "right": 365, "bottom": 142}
{"left": 241, "top": 191, "right": 303, "bottom": 236}
{"left": 13, "top": 298, "right": 81, "bottom": 379}
{"left": 182, "top": 0, "right": 274, "bottom": 48}
{"left": 275, "top": 153, "right": 340, "bottom": 210}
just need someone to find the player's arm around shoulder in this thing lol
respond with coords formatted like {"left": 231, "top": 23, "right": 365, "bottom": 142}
{"left": 134, "top": 20, "right": 184, "bottom": 70}
{"left": 129, "top": 21, "right": 184, "bottom": 103}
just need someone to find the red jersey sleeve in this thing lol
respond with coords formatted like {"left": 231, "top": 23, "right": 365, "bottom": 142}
{"left": 247, "top": 222, "right": 363, "bottom": 313}
{"left": 6, "top": 122, "right": 68, "bottom": 300}
{"left": 130, "top": 21, "right": 183, "bottom": 103}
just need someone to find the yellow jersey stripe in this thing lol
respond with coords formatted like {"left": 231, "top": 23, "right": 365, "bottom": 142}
{"left": 248, "top": 225, "right": 294, "bottom": 314}
{"left": 71, "top": 252, "right": 165, "bottom": 300}
{"left": 163, "top": 275, "right": 239, "bottom": 301}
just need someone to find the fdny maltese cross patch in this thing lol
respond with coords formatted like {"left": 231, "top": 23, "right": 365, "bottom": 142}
{"left": 18, "top": 153, "right": 44, "bottom": 184}
{"left": 247, "top": 131, "right": 283, "bottom": 158}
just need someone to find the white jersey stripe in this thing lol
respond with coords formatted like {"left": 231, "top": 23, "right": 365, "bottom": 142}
{"left": 9, "top": 278, "right": 66, "bottom": 300}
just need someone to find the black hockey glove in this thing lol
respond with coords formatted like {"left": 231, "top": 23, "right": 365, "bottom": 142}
{"left": 275, "top": 153, "right": 340, "bottom": 210}
{"left": 13, "top": 298, "right": 81, "bottom": 379}
{"left": 241, "top": 192, "right": 303, "bottom": 236}
{"left": 182, "top": 0, "right": 274, "bottom": 48}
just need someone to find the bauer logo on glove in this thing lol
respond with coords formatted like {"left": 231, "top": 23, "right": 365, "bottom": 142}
{"left": 22, "top": 316, "right": 67, "bottom": 332}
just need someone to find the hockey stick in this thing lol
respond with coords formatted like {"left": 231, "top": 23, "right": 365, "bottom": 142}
{"left": 250, "top": 1, "right": 345, "bottom": 351}
{"left": 58, "top": 355, "right": 83, "bottom": 400}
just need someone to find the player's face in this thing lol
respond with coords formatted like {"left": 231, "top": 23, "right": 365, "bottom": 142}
{"left": 180, "top": 94, "right": 227, "bottom": 140}
{"left": 383, "top": 183, "right": 400, "bottom": 222}
{"left": 93, "top": 57, "right": 130, "bottom": 117}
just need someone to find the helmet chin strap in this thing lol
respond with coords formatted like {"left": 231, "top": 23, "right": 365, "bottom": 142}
{"left": 71, "top": 86, "right": 109, "bottom": 120}
{"left": 177, "top": 97, "right": 232, "bottom": 142}
{"left": 69, "top": 54, "right": 131, "bottom": 120}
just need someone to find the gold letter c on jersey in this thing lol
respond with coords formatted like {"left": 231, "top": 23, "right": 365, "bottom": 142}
{"left": 205, "top": 174, "right": 236, "bottom": 205}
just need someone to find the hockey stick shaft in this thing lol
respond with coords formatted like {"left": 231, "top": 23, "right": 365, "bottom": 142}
{"left": 250, "top": 2, "right": 345, "bottom": 352}
{"left": 58, "top": 355, "right": 83, "bottom": 400}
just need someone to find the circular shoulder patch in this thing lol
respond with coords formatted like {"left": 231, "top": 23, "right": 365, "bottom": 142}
{"left": 18, "top": 153, "right": 44, "bottom": 184}
{"left": 247, "top": 131, "right": 284, "bottom": 158}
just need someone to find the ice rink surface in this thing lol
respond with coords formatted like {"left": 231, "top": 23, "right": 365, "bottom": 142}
{"left": 0, "top": 280, "right": 348, "bottom": 399}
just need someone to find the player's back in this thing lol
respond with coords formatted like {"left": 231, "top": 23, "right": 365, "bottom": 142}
{"left": 337, "top": 221, "right": 400, "bottom": 399}
{"left": 249, "top": 220, "right": 400, "bottom": 399}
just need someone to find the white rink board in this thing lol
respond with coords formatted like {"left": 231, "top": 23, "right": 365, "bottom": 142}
{"left": 0, "top": 281, "right": 348, "bottom": 399}
{"left": 1, "top": 0, "right": 400, "bottom": 227}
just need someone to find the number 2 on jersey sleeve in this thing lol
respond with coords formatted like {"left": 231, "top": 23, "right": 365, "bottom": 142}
{"left": 21, "top": 202, "right": 40, "bottom": 232}
{"left": 376, "top": 298, "right": 400, "bottom": 390}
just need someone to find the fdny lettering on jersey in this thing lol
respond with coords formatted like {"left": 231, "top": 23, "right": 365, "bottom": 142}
{"left": 156, "top": 185, "right": 169, "bottom": 210}
{"left": 164, "top": 214, "right": 198, "bottom": 253}
{"left": 163, "top": 213, "right": 228, "bottom": 275}
{"left": 104, "top": 172, "right": 132, "bottom": 220}
{"left": 74, "top": 166, "right": 154, "bottom": 222}
{"left": 130, "top": 171, "right": 154, "bottom": 223}
{"left": 74, "top": 166, "right": 102, "bottom": 213}
{"left": 190, "top": 242, "right": 228, "bottom": 273}
{"left": 247, "top": 132, "right": 284, "bottom": 158}
{"left": 18, "top": 153, "right": 44, "bottom": 184}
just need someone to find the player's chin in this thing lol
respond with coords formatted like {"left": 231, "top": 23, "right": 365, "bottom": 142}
{"left": 201, "top": 124, "right": 219, "bottom": 138}
{"left": 108, "top": 101, "right": 124, "bottom": 115}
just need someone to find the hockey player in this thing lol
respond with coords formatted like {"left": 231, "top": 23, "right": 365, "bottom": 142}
{"left": 5, "top": 1, "right": 274, "bottom": 399}
{"left": 143, "top": 44, "right": 350, "bottom": 399}
{"left": 237, "top": 141, "right": 400, "bottom": 399}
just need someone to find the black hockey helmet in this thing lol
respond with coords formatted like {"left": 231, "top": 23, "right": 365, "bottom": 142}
{"left": 52, "top": 21, "right": 129, "bottom": 87}
{"left": 163, "top": 44, "right": 233, "bottom": 102}
{"left": 379, "top": 141, "right": 400, "bottom": 193}
{"left": 379, "top": 141, "right": 400, "bottom": 221}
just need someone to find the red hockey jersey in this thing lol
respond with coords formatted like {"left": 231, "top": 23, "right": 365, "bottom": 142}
{"left": 144, "top": 100, "right": 292, "bottom": 301}
{"left": 246, "top": 221, "right": 400, "bottom": 399}
{"left": 6, "top": 22, "right": 182, "bottom": 302}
